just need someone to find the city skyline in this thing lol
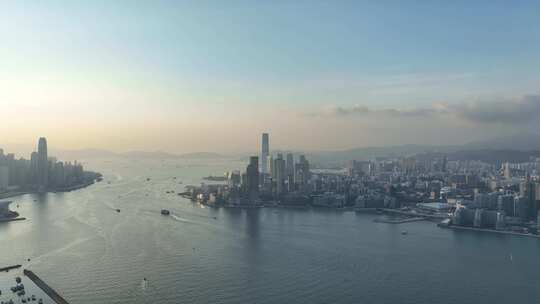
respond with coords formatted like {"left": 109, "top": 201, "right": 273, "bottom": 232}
{"left": 2, "top": 1, "right": 540, "bottom": 153}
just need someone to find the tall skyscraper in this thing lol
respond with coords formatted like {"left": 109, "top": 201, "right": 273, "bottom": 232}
{"left": 274, "top": 154, "right": 286, "bottom": 195}
{"left": 30, "top": 152, "right": 39, "bottom": 185}
{"left": 37, "top": 137, "right": 49, "bottom": 190}
{"left": 295, "top": 155, "right": 311, "bottom": 189}
{"left": 261, "top": 133, "right": 269, "bottom": 174}
{"left": 245, "top": 156, "right": 260, "bottom": 201}
{"left": 286, "top": 153, "right": 294, "bottom": 177}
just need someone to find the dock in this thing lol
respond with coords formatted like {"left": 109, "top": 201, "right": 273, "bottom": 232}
{"left": 24, "top": 269, "right": 70, "bottom": 304}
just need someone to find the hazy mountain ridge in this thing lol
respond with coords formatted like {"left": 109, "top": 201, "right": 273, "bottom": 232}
{"left": 4, "top": 133, "right": 540, "bottom": 164}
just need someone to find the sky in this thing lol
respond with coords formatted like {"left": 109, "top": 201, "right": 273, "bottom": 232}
{"left": 1, "top": 0, "right": 539, "bottom": 153}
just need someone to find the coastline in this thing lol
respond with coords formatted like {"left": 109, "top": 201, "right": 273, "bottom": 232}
{"left": 0, "top": 180, "right": 96, "bottom": 201}
{"left": 440, "top": 224, "right": 540, "bottom": 239}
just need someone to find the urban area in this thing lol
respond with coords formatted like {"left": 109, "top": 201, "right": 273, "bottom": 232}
{"left": 186, "top": 133, "right": 540, "bottom": 237}
{"left": 0, "top": 137, "right": 101, "bottom": 222}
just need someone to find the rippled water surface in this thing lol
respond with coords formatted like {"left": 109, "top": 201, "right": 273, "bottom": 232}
{"left": 1, "top": 158, "right": 540, "bottom": 304}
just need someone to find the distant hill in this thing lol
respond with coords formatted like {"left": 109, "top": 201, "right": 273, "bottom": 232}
{"left": 448, "top": 149, "right": 540, "bottom": 164}
{"left": 178, "top": 152, "right": 225, "bottom": 159}
{"left": 463, "top": 133, "right": 540, "bottom": 150}
{"left": 121, "top": 150, "right": 181, "bottom": 159}
{"left": 307, "top": 133, "right": 540, "bottom": 166}
{"left": 54, "top": 149, "right": 120, "bottom": 160}
{"left": 52, "top": 149, "right": 227, "bottom": 160}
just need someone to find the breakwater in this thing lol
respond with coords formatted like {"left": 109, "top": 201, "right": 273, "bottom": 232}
{"left": 0, "top": 264, "right": 21, "bottom": 272}
{"left": 24, "top": 269, "right": 70, "bottom": 304}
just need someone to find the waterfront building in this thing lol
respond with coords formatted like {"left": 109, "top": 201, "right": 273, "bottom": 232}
{"left": 0, "top": 166, "right": 8, "bottom": 190}
{"left": 295, "top": 155, "right": 310, "bottom": 188}
{"left": 261, "top": 133, "right": 269, "bottom": 174}
{"left": 268, "top": 155, "right": 274, "bottom": 179}
{"left": 519, "top": 174, "right": 538, "bottom": 220}
{"left": 286, "top": 153, "right": 294, "bottom": 177}
{"left": 30, "top": 151, "right": 39, "bottom": 185}
{"left": 245, "top": 156, "right": 260, "bottom": 201}
{"left": 498, "top": 194, "right": 516, "bottom": 216}
{"left": 37, "top": 137, "right": 49, "bottom": 190}
{"left": 274, "top": 154, "right": 286, "bottom": 196}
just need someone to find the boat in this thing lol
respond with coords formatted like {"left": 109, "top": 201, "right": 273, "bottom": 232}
{"left": 116, "top": 209, "right": 121, "bottom": 213}
{"left": 401, "top": 230, "right": 408, "bottom": 235}
{"left": 161, "top": 209, "right": 170, "bottom": 215}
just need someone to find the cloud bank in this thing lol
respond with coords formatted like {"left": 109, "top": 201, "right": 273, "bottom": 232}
{"left": 314, "top": 95, "right": 540, "bottom": 124}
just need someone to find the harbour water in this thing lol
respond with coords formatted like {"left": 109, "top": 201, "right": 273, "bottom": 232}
{"left": 1, "top": 158, "right": 540, "bottom": 304}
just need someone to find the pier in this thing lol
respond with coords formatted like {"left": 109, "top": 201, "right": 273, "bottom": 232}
{"left": 374, "top": 217, "right": 426, "bottom": 224}
{"left": 0, "top": 217, "right": 26, "bottom": 223}
{"left": 439, "top": 225, "right": 540, "bottom": 239}
{"left": 24, "top": 269, "right": 70, "bottom": 304}
{"left": 0, "top": 264, "right": 21, "bottom": 272}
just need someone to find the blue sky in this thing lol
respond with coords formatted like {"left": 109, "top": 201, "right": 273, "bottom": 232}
{"left": 1, "top": 1, "right": 539, "bottom": 152}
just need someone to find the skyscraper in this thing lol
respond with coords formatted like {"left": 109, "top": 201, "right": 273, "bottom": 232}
{"left": 261, "top": 133, "right": 269, "bottom": 174}
{"left": 295, "top": 155, "right": 311, "bottom": 189}
{"left": 274, "top": 154, "right": 286, "bottom": 195}
{"left": 37, "top": 137, "right": 49, "bottom": 190}
{"left": 245, "top": 156, "right": 260, "bottom": 201}
{"left": 286, "top": 153, "right": 294, "bottom": 177}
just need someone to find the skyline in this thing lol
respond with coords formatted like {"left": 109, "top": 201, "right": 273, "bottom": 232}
{"left": 2, "top": 1, "right": 540, "bottom": 153}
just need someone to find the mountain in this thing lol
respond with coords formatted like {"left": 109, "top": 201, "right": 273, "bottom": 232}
{"left": 121, "top": 150, "right": 181, "bottom": 159}
{"left": 178, "top": 152, "right": 226, "bottom": 159}
{"left": 52, "top": 149, "right": 120, "bottom": 160}
{"left": 463, "top": 133, "right": 540, "bottom": 150}
{"left": 53, "top": 149, "right": 226, "bottom": 160}
{"left": 307, "top": 144, "right": 460, "bottom": 166}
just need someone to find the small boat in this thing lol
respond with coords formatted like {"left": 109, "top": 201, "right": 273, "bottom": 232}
{"left": 146, "top": 178, "right": 151, "bottom": 181}
{"left": 161, "top": 209, "right": 170, "bottom": 215}
{"left": 401, "top": 230, "right": 408, "bottom": 235}
{"left": 116, "top": 209, "right": 121, "bottom": 213}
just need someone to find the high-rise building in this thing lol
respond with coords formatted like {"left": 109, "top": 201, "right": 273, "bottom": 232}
{"left": 245, "top": 156, "right": 259, "bottom": 201}
{"left": 274, "top": 154, "right": 286, "bottom": 195}
{"left": 503, "top": 162, "right": 511, "bottom": 179}
{"left": 519, "top": 173, "right": 538, "bottom": 221}
{"left": 30, "top": 152, "right": 39, "bottom": 185}
{"left": 286, "top": 153, "right": 294, "bottom": 177}
{"left": 261, "top": 133, "right": 269, "bottom": 174}
{"left": 37, "top": 137, "right": 49, "bottom": 190}
{"left": 268, "top": 155, "right": 275, "bottom": 179}
{"left": 0, "top": 166, "right": 9, "bottom": 190}
{"left": 295, "top": 155, "right": 311, "bottom": 190}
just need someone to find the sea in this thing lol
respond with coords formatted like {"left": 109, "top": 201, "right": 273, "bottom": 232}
{"left": 1, "top": 157, "right": 540, "bottom": 304}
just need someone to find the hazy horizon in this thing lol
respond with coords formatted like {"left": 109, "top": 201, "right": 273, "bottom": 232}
{"left": 2, "top": 1, "right": 539, "bottom": 153}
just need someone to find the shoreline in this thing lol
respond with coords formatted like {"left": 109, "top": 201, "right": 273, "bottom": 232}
{"left": 440, "top": 224, "right": 540, "bottom": 239}
{"left": 0, "top": 181, "right": 96, "bottom": 201}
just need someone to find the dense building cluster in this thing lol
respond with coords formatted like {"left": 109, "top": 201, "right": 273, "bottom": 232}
{"left": 188, "top": 133, "right": 540, "bottom": 235}
{"left": 0, "top": 137, "right": 100, "bottom": 193}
